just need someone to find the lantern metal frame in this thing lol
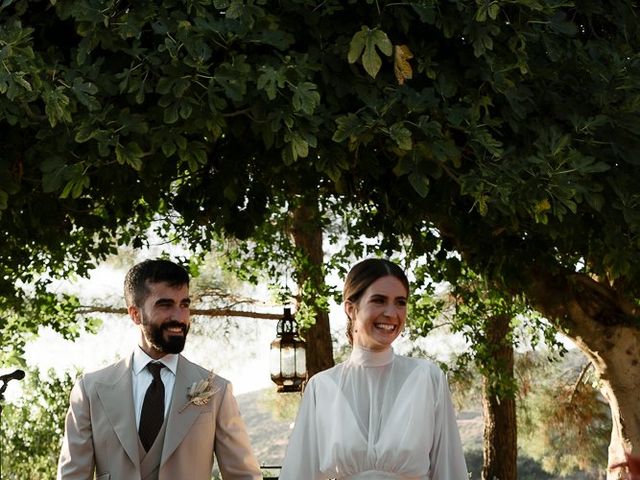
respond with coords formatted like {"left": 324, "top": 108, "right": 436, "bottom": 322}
{"left": 270, "top": 307, "right": 306, "bottom": 393}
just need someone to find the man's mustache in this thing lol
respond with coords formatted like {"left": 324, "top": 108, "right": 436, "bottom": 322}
{"left": 162, "top": 321, "right": 188, "bottom": 334}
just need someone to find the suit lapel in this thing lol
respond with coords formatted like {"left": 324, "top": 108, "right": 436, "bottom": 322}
{"left": 160, "top": 356, "right": 207, "bottom": 466}
{"left": 96, "top": 355, "right": 140, "bottom": 468}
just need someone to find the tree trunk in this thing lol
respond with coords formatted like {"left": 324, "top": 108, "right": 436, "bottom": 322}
{"left": 527, "top": 271, "right": 640, "bottom": 478}
{"left": 291, "top": 201, "right": 334, "bottom": 378}
{"left": 300, "top": 308, "right": 333, "bottom": 378}
{"left": 481, "top": 314, "right": 517, "bottom": 480}
{"left": 576, "top": 326, "right": 640, "bottom": 480}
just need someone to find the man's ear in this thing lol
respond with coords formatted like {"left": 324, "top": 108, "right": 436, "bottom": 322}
{"left": 128, "top": 305, "right": 141, "bottom": 325}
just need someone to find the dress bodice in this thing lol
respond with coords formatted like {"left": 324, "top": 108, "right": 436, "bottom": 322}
{"left": 279, "top": 346, "right": 468, "bottom": 480}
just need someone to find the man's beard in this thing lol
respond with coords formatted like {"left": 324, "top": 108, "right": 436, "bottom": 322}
{"left": 141, "top": 313, "right": 189, "bottom": 354}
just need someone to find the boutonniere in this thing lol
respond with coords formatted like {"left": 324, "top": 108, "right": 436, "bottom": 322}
{"left": 179, "top": 372, "right": 216, "bottom": 412}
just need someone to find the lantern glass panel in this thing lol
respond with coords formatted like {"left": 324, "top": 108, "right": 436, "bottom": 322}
{"left": 295, "top": 346, "right": 306, "bottom": 376}
{"left": 280, "top": 346, "right": 296, "bottom": 377}
{"left": 269, "top": 345, "right": 281, "bottom": 377}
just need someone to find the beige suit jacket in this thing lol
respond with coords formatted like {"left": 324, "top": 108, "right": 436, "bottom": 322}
{"left": 57, "top": 354, "right": 262, "bottom": 480}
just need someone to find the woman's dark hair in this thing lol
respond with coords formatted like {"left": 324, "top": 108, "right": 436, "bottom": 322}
{"left": 124, "top": 259, "right": 190, "bottom": 307}
{"left": 343, "top": 258, "right": 409, "bottom": 345}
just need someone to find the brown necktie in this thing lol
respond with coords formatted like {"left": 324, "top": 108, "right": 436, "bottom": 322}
{"left": 139, "top": 362, "right": 165, "bottom": 451}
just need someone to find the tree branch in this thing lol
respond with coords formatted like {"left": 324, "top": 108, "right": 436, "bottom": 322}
{"left": 77, "top": 306, "right": 282, "bottom": 320}
{"left": 569, "top": 361, "right": 592, "bottom": 405}
{"left": 568, "top": 273, "right": 639, "bottom": 318}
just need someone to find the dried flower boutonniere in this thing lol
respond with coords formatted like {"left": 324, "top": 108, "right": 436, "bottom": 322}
{"left": 179, "top": 371, "right": 216, "bottom": 412}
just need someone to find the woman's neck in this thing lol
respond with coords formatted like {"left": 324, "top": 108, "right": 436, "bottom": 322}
{"left": 349, "top": 344, "right": 394, "bottom": 367}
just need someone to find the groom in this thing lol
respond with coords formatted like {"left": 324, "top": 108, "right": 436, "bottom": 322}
{"left": 57, "top": 259, "right": 262, "bottom": 480}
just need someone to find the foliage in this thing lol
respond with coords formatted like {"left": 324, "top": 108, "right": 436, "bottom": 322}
{"left": 410, "top": 263, "right": 564, "bottom": 400}
{"left": 1, "top": 0, "right": 639, "bottom": 467}
{"left": 1, "top": 368, "right": 77, "bottom": 479}
{"left": 0, "top": 290, "right": 101, "bottom": 365}
{"left": 210, "top": 194, "right": 337, "bottom": 329}
{"left": 189, "top": 251, "right": 258, "bottom": 309}
{"left": 518, "top": 352, "right": 610, "bottom": 477}
{"left": 330, "top": 0, "right": 640, "bottom": 295}
{"left": 463, "top": 450, "right": 565, "bottom": 480}
{"left": 258, "top": 387, "right": 301, "bottom": 423}
{"left": 450, "top": 349, "right": 610, "bottom": 478}
{"left": 2, "top": 0, "right": 637, "bottom": 328}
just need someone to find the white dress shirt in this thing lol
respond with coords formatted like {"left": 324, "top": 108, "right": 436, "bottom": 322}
{"left": 131, "top": 346, "right": 178, "bottom": 428}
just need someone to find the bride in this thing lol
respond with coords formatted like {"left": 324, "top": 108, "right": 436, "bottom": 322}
{"left": 280, "top": 258, "right": 468, "bottom": 480}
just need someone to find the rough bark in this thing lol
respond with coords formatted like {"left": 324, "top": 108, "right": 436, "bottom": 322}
{"left": 482, "top": 314, "right": 517, "bottom": 480}
{"left": 596, "top": 328, "right": 640, "bottom": 480}
{"left": 527, "top": 270, "right": 640, "bottom": 479}
{"left": 299, "top": 308, "right": 334, "bottom": 378}
{"left": 291, "top": 202, "right": 335, "bottom": 378}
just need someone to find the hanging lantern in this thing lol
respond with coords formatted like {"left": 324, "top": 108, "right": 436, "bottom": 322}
{"left": 270, "top": 308, "right": 306, "bottom": 393}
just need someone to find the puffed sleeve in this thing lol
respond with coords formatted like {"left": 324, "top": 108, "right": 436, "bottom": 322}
{"left": 214, "top": 382, "right": 262, "bottom": 480}
{"left": 428, "top": 369, "right": 469, "bottom": 480}
{"left": 57, "top": 377, "right": 96, "bottom": 480}
{"left": 279, "top": 377, "right": 324, "bottom": 480}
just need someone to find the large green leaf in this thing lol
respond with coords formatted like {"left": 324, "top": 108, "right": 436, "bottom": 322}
{"left": 348, "top": 26, "right": 392, "bottom": 78}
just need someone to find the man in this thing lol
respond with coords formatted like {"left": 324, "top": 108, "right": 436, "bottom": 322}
{"left": 57, "top": 259, "right": 262, "bottom": 480}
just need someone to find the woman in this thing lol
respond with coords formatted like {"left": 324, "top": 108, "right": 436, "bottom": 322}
{"left": 280, "top": 258, "right": 468, "bottom": 480}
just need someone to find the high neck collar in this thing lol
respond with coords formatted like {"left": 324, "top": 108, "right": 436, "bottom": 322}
{"left": 348, "top": 345, "right": 394, "bottom": 367}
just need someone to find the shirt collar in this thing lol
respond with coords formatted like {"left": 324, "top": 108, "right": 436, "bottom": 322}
{"left": 348, "top": 345, "right": 394, "bottom": 367}
{"left": 132, "top": 345, "right": 179, "bottom": 376}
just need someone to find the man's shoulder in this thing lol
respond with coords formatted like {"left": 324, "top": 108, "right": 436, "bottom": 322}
{"left": 68, "top": 357, "right": 130, "bottom": 397}
{"left": 80, "top": 356, "right": 129, "bottom": 381}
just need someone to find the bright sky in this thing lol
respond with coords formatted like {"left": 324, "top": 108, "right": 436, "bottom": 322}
{"left": 18, "top": 262, "right": 283, "bottom": 395}
{"left": 4, "top": 256, "right": 571, "bottom": 404}
{"left": 8, "top": 260, "right": 471, "bottom": 401}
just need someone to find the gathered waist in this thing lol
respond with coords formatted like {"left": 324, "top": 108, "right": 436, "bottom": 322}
{"left": 340, "top": 472, "right": 423, "bottom": 480}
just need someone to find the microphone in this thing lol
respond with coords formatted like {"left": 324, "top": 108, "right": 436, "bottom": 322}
{"left": 0, "top": 369, "right": 25, "bottom": 383}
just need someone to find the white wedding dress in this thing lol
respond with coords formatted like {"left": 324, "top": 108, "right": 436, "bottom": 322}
{"left": 279, "top": 346, "right": 468, "bottom": 480}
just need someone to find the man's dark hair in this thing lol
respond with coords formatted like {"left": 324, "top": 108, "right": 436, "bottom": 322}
{"left": 124, "top": 259, "right": 190, "bottom": 307}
